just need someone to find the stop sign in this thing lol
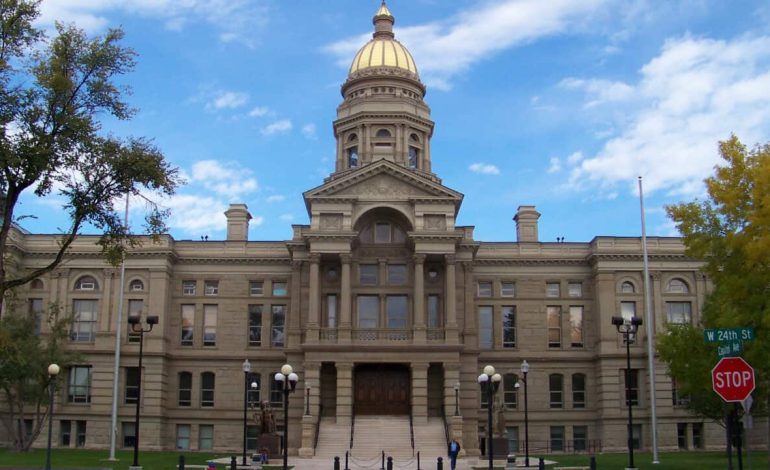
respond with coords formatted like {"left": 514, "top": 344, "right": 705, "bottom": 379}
{"left": 712, "top": 357, "right": 755, "bottom": 402}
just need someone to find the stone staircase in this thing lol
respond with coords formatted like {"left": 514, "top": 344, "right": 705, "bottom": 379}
{"left": 351, "top": 415, "right": 413, "bottom": 460}
{"left": 314, "top": 416, "right": 351, "bottom": 459}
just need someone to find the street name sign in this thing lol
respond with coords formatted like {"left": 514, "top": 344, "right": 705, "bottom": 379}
{"left": 704, "top": 327, "right": 754, "bottom": 343}
{"left": 712, "top": 357, "right": 755, "bottom": 402}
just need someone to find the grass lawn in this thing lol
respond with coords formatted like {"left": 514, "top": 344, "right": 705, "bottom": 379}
{"left": 541, "top": 450, "right": 764, "bottom": 469}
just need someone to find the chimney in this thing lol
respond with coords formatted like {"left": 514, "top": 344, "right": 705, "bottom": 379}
{"left": 225, "top": 204, "right": 252, "bottom": 241}
{"left": 514, "top": 205, "right": 540, "bottom": 242}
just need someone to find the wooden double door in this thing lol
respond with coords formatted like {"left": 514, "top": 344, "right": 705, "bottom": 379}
{"left": 354, "top": 364, "right": 410, "bottom": 415}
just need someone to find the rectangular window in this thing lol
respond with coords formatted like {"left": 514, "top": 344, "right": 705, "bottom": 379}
{"left": 176, "top": 424, "right": 191, "bottom": 450}
{"left": 479, "top": 306, "right": 493, "bottom": 349}
{"left": 357, "top": 296, "right": 379, "bottom": 328}
{"left": 249, "top": 281, "right": 264, "bottom": 296}
{"left": 127, "top": 299, "right": 143, "bottom": 343}
{"left": 692, "top": 423, "right": 704, "bottom": 449}
{"left": 386, "top": 295, "right": 408, "bottom": 328}
{"left": 71, "top": 300, "right": 97, "bottom": 342}
{"left": 29, "top": 298, "right": 43, "bottom": 335}
{"left": 666, "top": 302, "right": 692, "bottom": 324}
{"left": 550, "top": 426, "right": 565, "bottom": 452}
{"left": 60, "top": 420, "right": 71, "bottom": 446}
{"left": 248, "top": 305, "right": 262, "bottom": 346}
{"left": 572, "top": 374, "right": 586, "bottom": 408}
{"left": 625, "top": 369, "right": 639, "bottom": 406}
{"left": 200, "top": 373, "right": 215, "bottom": 407}
{"left": 122, "top": 422, "right": 136, "bottom": 448}
{"left": 271, "top": 305, "right": 286, "bottom": 347}
{"left": 546, "top": 282, "right": 560, "bottom": 298}
{"left": 359, "top": 265, "right": 378, "bottom": 286}
{"left": 246, "top": 426, "right": 258, "bottom": 451}
{"left": 124, "top": 367, "right": 139, "bottom": 405}
{"left": 203, "top": 304, "right": 217, "bottom": 346}
{"left": 182, "top": 280, "right": 196, "bottom": 295}
{"left": 672, "top": 378, "right": 689, "bottom": 406}
{"left": 477, "top": 281, "right": 492, "bottom": 297}
{"left": 503, "top": 374, "right": 518, "bottom": 409}
{"left": 199, "top": 424, "right": 214, "bottom": 450}
{"left": 326, "top": 295, "right": 338, "bottom": 328}
{"left": 271, "top": 376, "right": 284, "bottom": 408}
{"left": 568, "top": 282, "right": 582, "bottom": 297}
{"left": 549, "top": 374, "right": 563, "bottom": 409}
{"left": 677, "top": 423, "right": 688, "bottom": 449}
{"left": 272, "top": 281, "right": 288, "bottom": 296}
{"left": 387, "top": 264, "right": 407, "bottom": 285}
{"left": 501, "top": 282, "right": 515, "bottom": 297}
{"left": 547, "top": 306, "right": 561, "bottom": 348}
{"left": 178, "top": 372, "right": 192, "bottom": 407}
{"left": 506, "top": 427, "right": 519, "bottom": 453}
{"left": 204, "top": 280, "right": 218, "bottom": 296}
{"left": 181, "top": 304, "right": 194, "bottom": 346}
{"left": 502, "top": 306, "right": 516, "bottom": 348}
{"left": 632, "top": 424, "right": 642, "bottom": 450}
{"left": 75, "top": 421, "right": 86, "bottom": 447}
{"left": 573, "top": 426, "right": 588, "bottom": 452}
{"left": 427, "top": 295, "right": 441, "bottom": 328}
{"left": 569, "top": 306, "right": 584, "bottom": 347}
{"left": 247, "top": 373, "right": 261, "bottom": 405}
{"left": 68, "top": 366, "right": 92, "bottom": 403}
{"left": 621, "top": 301, "right": 636, "bottom": 321}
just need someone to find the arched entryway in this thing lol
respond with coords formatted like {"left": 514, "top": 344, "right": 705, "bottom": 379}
{"left": 354, "top": 364, "right": 410, "bottom": 415}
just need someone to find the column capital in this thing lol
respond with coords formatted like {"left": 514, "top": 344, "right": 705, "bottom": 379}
{"left": 695, "top": 271, "right": 707, "bottom": 281}
{"left": 340, "top": 253, "right": 352, "bottom": 264}
{"left": 413, "top": 253, "right": 427, "bottom": 264}
{"left": 335, "top": 362, "right": 354, "bottom": 372}
{"left": 460, "top": 261, "right": 474, "bottom": 273}
{"left": 309, "top": 253, "right": 321, "bottom": 264}
{"left": 444, "top": 254, "right": 456, "bottom": 265}
{"left": 292, "top": 259, "right": 304, "bottom": 269}
{"left": 410, "top": 362, "right": 430, "bottom": 372}
{"left": 650, "top": 270, "right": 662, "bottom": 281}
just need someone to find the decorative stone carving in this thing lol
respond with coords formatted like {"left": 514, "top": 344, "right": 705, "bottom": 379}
{"left": 320, "top": 214, "right": 343, "bottom": 231}
{"left": 424, "top": 214, "right": 446, "bottom": 230}
{"left": 336, "top": 174, "right": 429, "bottom": 197}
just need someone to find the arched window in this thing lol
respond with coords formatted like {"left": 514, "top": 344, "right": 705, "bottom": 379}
{"left": 620, "top": 281, "right": 635, "bottom": 293}
{"left": 409, "top": 133, "right": 420, "bottom": 143}
{"left": 348, "top": 133, "right": 358, "bottom": 142}
{"left": 376, "top": 129, "right": 392, "bottom": 137}
{"left": 30, "top": 278, "right": 44, "bottom": 290}
{"left": 572, "top": 373, "right": 586, "bottom": 408}
{"left": 549, "top": 374, "right": 563, "bottom": 408}
{"left": 75, "top": 276, "right": 98, "bottom": 291}
{"left": 129, "top": 279, "right": 144, "bottom": 292}
{"left": 348, "top": 146, "right": 359, "bottom": 168}
{"left": 178, "top": 372, "right": 192, "bottom": 406}
{"left": 503, "top": 373, "right": 519, "bottom": 409}
{"left": 667, "top": 278, "right": 689, "bottom": 294}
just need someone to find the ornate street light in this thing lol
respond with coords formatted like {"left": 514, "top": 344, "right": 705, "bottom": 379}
{"left": 45, "top": 363, "right": 60, "bottom": 470}
{"left": 275, "top": 364, "right": 299, "bottom": 470}
{"left": 477, "top": 365, "right": 502, "bottom": 470}
{"left": 612, "top": 316, "right": 643, "bottom": 470}
{"left": 520, "top": 360, "right": 530, "bottom": 468}
{"left": 242, "top": 359, "right": 251, "bottom": 466}
{"left": 127, "top": 314, "right": 158, "bottom": 469}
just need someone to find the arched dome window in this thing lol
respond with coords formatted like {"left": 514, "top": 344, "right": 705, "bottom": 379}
{"left": 409, "top": 133, "right": 420, "bottom": 142}
{"left": 376, "top": 129, "right": 392, "bottom": 138}
{"left": 75, "top": 276, "right": 98, "bottom": 291}
{"left": 129, "top": 279, "right": 144, "bottom": 292}
{"left": 667, "top": 278, "right": 689, "bottom": 294}
{"left": 620, "top": 281, "right": 635, "bottom": 293}
{"left": 348, "top": 133, "right": 358, "bottom": 142}
{"left": 30, "top": 278, "right": 44, "bottom": 290}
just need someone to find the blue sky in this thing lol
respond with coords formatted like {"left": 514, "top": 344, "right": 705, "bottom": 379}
{"left": 18, "top": 0, "right": 770, "bottom": 243}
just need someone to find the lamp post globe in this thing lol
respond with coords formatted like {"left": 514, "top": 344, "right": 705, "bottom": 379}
{"left": 242, "top": 359, "right": 251, "bottom": 466}
{"left": 478, "top": 365, "right": 501, "bottom": 470}
{"left": 520, "top": 360, "right": 530, "bottom": 467}
{"left": 45, "top": 363, "right": 60, "bottom": 470}
{"left": 276, "top": 364, "right": 299, "bottom": 470}
{"left": 612, "top": 316, "right": 642, "bottom": 470}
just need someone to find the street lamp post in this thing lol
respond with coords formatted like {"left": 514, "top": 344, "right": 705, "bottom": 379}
{"left": 242, "top": 359, "right": 251, "bottom": 466}
{"left": 454, "top": 382, "right": 460, "bottom": 416}
{"left": 520, "top": 360, "right": 530, "bottom": 468}
{"left": 275, "top": 364, "right": 299, "bottom": 470}
{"left": 612, "top": 316, "right": 643, "bottom": 470}
{"left": 305, "top": 384, "right": 311, "bottom": 416}
{"left": 477, "top": 365, "right": 502, "bottom": 470}
{"left": 128, "top": 314, "right": 158, "bottom": 470}
{"left": 45, "top": 364, "right": 60, "bottom": 470}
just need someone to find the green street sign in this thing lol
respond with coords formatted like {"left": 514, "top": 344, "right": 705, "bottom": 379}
{"left": 704, "top": 327, "right": 754, "bottom": 343}
{"left": 717, "top": 340, "right": 743, "bottom": 358}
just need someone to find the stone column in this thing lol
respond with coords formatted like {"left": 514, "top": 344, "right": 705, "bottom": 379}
{"left": 445, "top": 255, "right": 459, "bottom": 343}
{"left": 299, "top": 361, "right": 321, "bottom": 457}
{"left": 306, "top": 254, "right": 321, "bottom": 343}
{"left": 413, "top": 253, "right": 426, "bottom": 343}
{"left": 288, "top": 260, "right": 303, "bottom": 348}
{"left": 411, "top": 362, "right": 429, "bottom": 424}
{"left": 336, "top": 362, "right": 354, "bottom": 425}
{"left": 336, "top": 131, "right": 344, "bottom": 171}
{"left": 339, "top": 254, "right": 352, "bottom": 343}
{"left": 651, "top": 271, "right": 662, "bottom": 334}
{"left": 461, "top": 262, "right": 476, "bottom": 344}
{"left": 443, "top": 363, "right": 461, "bottom": 418}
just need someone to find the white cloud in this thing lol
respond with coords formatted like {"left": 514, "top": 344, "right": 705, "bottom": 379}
{"left": 302, "top": 123, "right": 317, "bottom": 139}
{"left": 249, "top": 106, "right": 269, "bottom": 117}
{"left": 189, "top": 160, "right": 258, "bottom": 198}
{"left": 565, "top": 35, "right": 770, "bottom": 196}
{"left": 251, "top": 216, "right": 265, "bottom": 226}
{"left": 208, "top": 91, "right": 249, "bottom": 110}
{"left": 164, "top": 194, "right": 228, "bottom": 233}
{"left": 547, "top": 157, "right": 562, "bottom": 173}
{"left": 325, "top": 0, "right": 608, "bottom": 89}
{"left": 279, "top": 213, "right": 294, "bottom": 222}
{"left": 558, "top": 78, "right": 635, "bottom": 108}
{"left": 567, "top": 151, "right": 584, "bottom": 165}
{"left": 266, "top": 195, "right": 285, "bottom": 203}
{"left": 469, "top": 163, "right": 500, "bottom": 175}
{"left": 261, "top": 119, "right": 293, "bottom": 136}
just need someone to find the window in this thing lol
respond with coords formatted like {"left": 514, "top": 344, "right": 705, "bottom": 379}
{"left": 178, "top": 372, "right": 192, "bottom": 407}
{"left": 624, "top": 369, "right": 639, "bottom": 406}
{"left": 547, "top": 306, "right": 561, "bottom": 348}
{"left": 376, "top": 128, "right": 392, "bottom": 137}
{"left": 122, "top": 422, "right": 136, "bottom": 448}
{"left": 124, "top": 367, "right": 139, "bottom": 405}
{"left": 620, "top": 281, "right": 635, "bottom": 293}
{"left": 506, "top": 427, "right": 519, "bottom": 453}
{"left": 75, "top": 276, "right": 98, "bottom": 291}
{"left": 667, "top": 278, "right": 689, "bottom": 293}
{"left": 387, "top": 264, "right": 407, "bottom": 285}
{"left": 272, "top": 281, "right": 288, "bottom": 296}
{"left": 201, "top": 372, "right": 215, "bottom": 407}
{"left": 68, "top": 366, "right": 92, "bottom": 403}
{"left": 692, "top": 423, "right": 704, "bottom": 449}
{"left": 374, "top": 222, "right": 391, "bottom": 243}
{"left": 248, "top": 373, "right": 261, "bottom": 405}
{"left": 271, "top": 305, "right": 285, "bottom": 347}
{"left": 427, "top": 295, "right": 441, "bottom": 328}
{"left": 357, "top": 296, "right": 379, "bottom": 328}
{"left": 631, "top": 424, "right": 642, "bottom": 450}
{"left": 270, "top": 375, "right": 284, "bottom": 408}
{"left": 71, "top": 300, "right": 97, "bottom": 342}
{"left": 182, "top": 280, "right": 196, "bottom": 295}
{"left": 249, "top": 281, "right": 264, "bottom": 296}
{"left": 666, "top": 302, "right": 692, "bottom": 324}
{"left": 671, "top": 378, "right": 689, "bottom": 406}
{"left": 129, "top": 279, "right": 144, "bottom": 292}
{"left": 677, "top": 423, "right": 688, "bottom": 449}
{"left": 248, "top": 305, "right": 263, "bottom": 346}
{"left": 127, "top": 299, "right": 143, "bottom": 343}
{"left": 326, "top": 295, "right": 337, "bottom": 328}
{"left": 348, "top": 146, "right": 359, "bottom": 168}
{"left": 573, "top": 426, "right": 588, "bottom": 452}
{"left": 60, "top": 420, "right": 71, "bottom": 446}
{"left": 568, "top": 282, "right": 582, "bottom": 297}
{"left": 479, "top": 306, "right": 493, "bottom": 349}
{"left": 546, "top": 282, "right": 560, "bottom": 298}
{"left": 29, "top": 298, "right": 43, "bottom": 336}
{"left": 181, "top": 305, "right": 194, "bottom": 346}
{"left": 199, "top": 424, "right": 214, "bottom": 450}
{"left": 550, "top": 426, "right": 565, "bottom": 452}
{"left": 176, "top": 424, "right": 191, "bottom": 450}
{"left": 502, "top": 306, "right": 516, "bottom": 348}
{"left": 359, "top": 264, "right": 378, "bottom": 285}
{"left": 203, "top": 305, "right": 217, "bottom": 346}
{"left": 386, "top": 295, "right": 408, "bottom": 328}
{"left": 501, "top": 282, "right": 515, "bottom": 297}
{"left": 621, "top": 301, "right": 636, "bottom": 321}
{"left": 31, "top": 278, "right": 44, "bottom": 289}
{"left": 549, "top": 374, "right": 563, "bottom": 408}
{"left": 572, "top": 373, "right": 586, "bottom": 408}
{"left": 76, "top": 421, "right": 86, "bottom": 447}
{"left": 204, "top": 280, "right": 219, "bottom": 296}
{"left": 246, "top": 426, "right": 258, "bottom": 451}
{"left": 477, "top": 281, "right": 492, "bottom": 297}
{"left": 408, "top": 146, "right": 418, "bottom": 168}
{"left": 503, "top": 373, "right": 518, "bottom": 409}
{"left": 569, "top": 306, "right": 583, "bottom": 347}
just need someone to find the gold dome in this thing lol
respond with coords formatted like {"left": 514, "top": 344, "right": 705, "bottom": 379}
{"left": 348, "top": 1, "right": 419, "bottom": 77}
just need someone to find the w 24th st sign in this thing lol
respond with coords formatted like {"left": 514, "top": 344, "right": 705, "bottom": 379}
{"left": 712, "top": 357, "right": 755, "bottom": 402}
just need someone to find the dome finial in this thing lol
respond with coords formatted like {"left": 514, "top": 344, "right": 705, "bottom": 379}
{"left": 373, "top": 0, "right": 395, "bottom": 38}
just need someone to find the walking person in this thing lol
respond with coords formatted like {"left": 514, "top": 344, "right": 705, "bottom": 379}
{"left": 448, "top": 437, "right": 461, "bottom": 470}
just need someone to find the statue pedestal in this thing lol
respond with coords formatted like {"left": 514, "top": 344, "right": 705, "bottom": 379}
{"left": 491, "top": 437, "right": 509, "bottom": 459}
{"left": 257, "top": 434, "right": 281, "bottom": 461}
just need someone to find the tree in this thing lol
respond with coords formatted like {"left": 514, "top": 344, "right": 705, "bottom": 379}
{"left": 662, "top": 135, "right": 770, "bottom": 460}
{"left": 0, "top": 0, "right": 180, "bottom": 312}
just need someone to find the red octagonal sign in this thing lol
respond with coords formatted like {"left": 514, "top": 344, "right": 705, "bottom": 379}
{"left": 712, "top": 357, "right": 755, "bottom": 402}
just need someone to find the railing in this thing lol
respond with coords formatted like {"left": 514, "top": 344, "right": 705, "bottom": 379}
{"left": 349, "top": 408, "right": 356, "bottom": 450}
{"left": 441, "top": 408, "right": 450, "bottom": 448}
{"left": 313, "top": 404, "right": 323, "bottom": 451}
{"left": 353, "top": 328, "right": 412, "bottom": 341}
{"left": 427, "top": 328, "right": 445, "bottom": 341}
{"left": 319, "top": 328, "right": 337, "bottom": 341}
{"left": 409, "top": 410, "right": 415, "bottom": 457}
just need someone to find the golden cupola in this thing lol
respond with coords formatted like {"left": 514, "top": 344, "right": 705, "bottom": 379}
{"left": 348, "top": 2, "right": 419, "bottom": 78}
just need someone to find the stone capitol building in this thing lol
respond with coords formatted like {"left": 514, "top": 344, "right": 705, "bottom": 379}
{"left": 4, "top": 1, "right": 743, "bottom": 464}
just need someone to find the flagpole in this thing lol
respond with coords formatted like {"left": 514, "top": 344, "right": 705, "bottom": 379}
{"left": 639, "top": 176, "right": 660, "bottom": 464}
{"left": 108, "top": 195, "right": 129, "bottom": 460}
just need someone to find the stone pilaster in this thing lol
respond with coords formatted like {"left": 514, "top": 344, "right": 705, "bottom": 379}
{"left": 339, "top": 254, "right": 352, "bottom": 343}
{"left": 306, "top": 254, "right": 321, "bottom": 343}
{"left": 413, "top": 253, "right": 426, "bottom": 343}
{"left": 444, "top": 254, "right": 458, "bottom": 343}
{"left": 411, "top": 362, "right": 429, "bottom": 424}
{"left": 336, "top": 362, "right": 354, "bottom": 425}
